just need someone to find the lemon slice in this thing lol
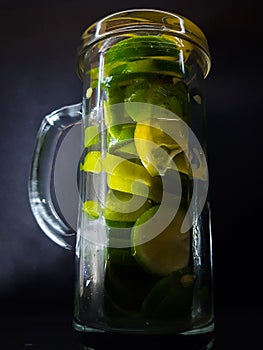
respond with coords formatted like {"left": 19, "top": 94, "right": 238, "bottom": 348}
{"left": 107, "top": 174, "right": 162, "bottom": 203}
{"left": 80, "top": 151, "right": 163, "bottom": 201}
{"left": 134, "top": 119, "right": 189, "bottom": 176}
{"left": 82, "top": 200, "right": 100, "bottom": 219}
{"left": 104, "top": 189, "right": 154, "bottom": 223}
{"left": 132, "top": 205, "right": 190, "bottom": 276}
{"left": 80, "top": 151, "right": 151, "bottom": 184}
{"left": 84, "top": 126, "right": 99, "bottom": 148}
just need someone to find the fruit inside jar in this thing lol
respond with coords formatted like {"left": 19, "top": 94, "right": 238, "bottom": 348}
{"left": 80, "top": 35, "right": 211, "bottom": 331}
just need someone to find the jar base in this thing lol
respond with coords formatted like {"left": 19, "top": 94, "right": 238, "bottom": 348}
{"left": 73, "top": 320, "right": 215, "bottom": 350}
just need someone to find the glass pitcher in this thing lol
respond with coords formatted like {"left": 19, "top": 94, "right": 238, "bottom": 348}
{"left": 29, "top": 9, "right": 214, "bottom": 349}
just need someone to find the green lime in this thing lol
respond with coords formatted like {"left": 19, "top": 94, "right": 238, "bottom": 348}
{"left": 107, "top": 123, "right": 135, "bottom": 150}
{"left": 141, "top": 269, "right": 195, "bottom": 319}
{"left": 105, "top": 35, "right": 180, "bottom": 64}
{"left": 104, "top": 85, "right": 134, "bottom": 139}
{"left": 107, "top": 58, "right": 185, "bottom": 79}
{"left": 131, "top": 205, "right": 190, "bottom": 276}
{"left": 104, "top": 189, "right": 154, "bottom": 223}
{"left": 107, "top": 247, "right": 136, "bottom": 267}
{"left": 104, "top": 261, "right": 154, "bottom": 311}
{"left": 109, "top": 139, "right": 138, "bottom": 158}
{"left": 124, "top": 80, "right": 184, "bottom": 122}
{"left": 106, "top": 220, "right": 134, "bottom": 228}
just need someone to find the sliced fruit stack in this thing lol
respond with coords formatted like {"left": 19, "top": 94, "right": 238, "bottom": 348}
{"left": 81, "top": 35, "right": 196, "bottom": 322}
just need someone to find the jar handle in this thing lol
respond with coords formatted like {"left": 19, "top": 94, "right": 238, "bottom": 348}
{"left": 28, "top": 102, "right": 82, "bottom": 251}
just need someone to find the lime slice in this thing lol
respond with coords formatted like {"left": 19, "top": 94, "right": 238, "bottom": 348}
{"left": 107, "top": 58, "right": 185, "bottom": 79}
{"left": 102, "top": 153, "right": 153, "bottom": 186}
{"left": 109, "top": 139, "right": 138, "bottom": 158}
{"left": 132, "top": 205, "right": 190, "bottom": 276}
{"left": 102, "top": 72, "right": 164, "bottom": 88}
{"left": 107, "top": 123, "right": 135, "bottom": 150}
{"left": 162, "top": 35, "right": 193, "bottom": 62}
{"left": 107, "top": 247, "right": 137, "bottom": 267}
{"left": 104, "top": 189, "right": 153, "bottom": 222}
{"left": 104, "top": 86, "right": 134, "bottom": 139}
{"left": 82, "top": 189, "right": 154, "bottom": 224}
{"left": 124, "top": 81, "right": 184, "bottom": 121}
{"left": 104, "top": 261, "right": 154, "bottom": 311}
{"left": 105, "top": 35, "right": 180, "bottom": 64}
{"left": 141, "top": 269, "right": 194, "bottom": 319}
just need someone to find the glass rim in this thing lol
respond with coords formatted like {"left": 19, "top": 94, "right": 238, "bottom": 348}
{"left": 76, "top": 8, "right": 211, "bottom": 79}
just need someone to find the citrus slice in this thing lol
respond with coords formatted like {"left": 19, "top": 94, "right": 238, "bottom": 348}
{"left": 162, "top": 35, "right": 193, "bottom": 62}
{"left": 80, "top": 151, "right": 102, "bottom": 173}
{"left": 104, "top": 86, "right": 134, "bottom": 139}
{"left": 107, "top": 123, "right": 135, "bottom": 150}
{"left": 124, "top": 81, "right": 184, "bottom": 121}
{"left": 102, "top": 72, "right": 167, "bottom": 88}
{"left": 80, "top": 151, "right": 151, "bottom": 183}
{"left": 107, "top": 174, "right": 162, "bottom": 203}
{"left": 105, "top": 35, "right": 180, "bottom": 64}
{"left": 109, "top": 139, "right": 138, "bottom": 158}
{"left": 80, "top": 152, "right": 163, "bottom": 201}
{"left": 141, "top": 269, "right": 194, "bottom": 319}
{"left": 82, "top": 200, "right": 100, "bottom": 219}
{"left": 84, "top": 125, "right": 99, "bottom": 148}
{"left": 104, "top": 189, "right": 154, "bottom": 223}
{"left": 107, "top": 58, "right": 185, "bottom": 79}
{"left": 104, "top": 261, "right": 154, "bottom": 311}
{"left": 107, "top": 247, "right": 137, "bottom": 267}
{"left": 132, "top": 205, "right": 190, "bottom": 276}
{"left": 134, "top": 119, "right": 189, "bottom": 176}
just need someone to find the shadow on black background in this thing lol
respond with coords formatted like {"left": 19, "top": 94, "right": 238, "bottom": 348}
{"left": 0, "top": 0, "right": 262, "bottom": 348}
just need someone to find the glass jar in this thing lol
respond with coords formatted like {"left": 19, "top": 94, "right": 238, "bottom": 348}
{"left": 29, "top": 8, "right": 214, "bottom": 349}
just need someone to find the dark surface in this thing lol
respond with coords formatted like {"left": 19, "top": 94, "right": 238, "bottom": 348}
{"left": 0, "top": 307, "right": 261, "bottom": 349}
{"left": 0, "top": 0, "right": 262, "bottom": 348}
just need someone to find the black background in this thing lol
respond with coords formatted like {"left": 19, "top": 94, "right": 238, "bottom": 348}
{"left": 0, "top": 0, "right": 262, "bottom": 348}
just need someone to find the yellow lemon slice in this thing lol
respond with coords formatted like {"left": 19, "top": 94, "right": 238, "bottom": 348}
{"left": 107, "top": 174, "right": 162, "bottom": 203}
{"left": 104, "top": 189, "right": 154, "bottom": 223}
{"left": 134, "top": 119, "right": 189, "bottom": 177}
{"left": 80, "top": 151, "right": 163, "bottom": 201}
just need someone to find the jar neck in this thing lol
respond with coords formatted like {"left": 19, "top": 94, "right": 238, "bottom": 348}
{"left": 76, "top": 9, "right": 211, "bottom": 80}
